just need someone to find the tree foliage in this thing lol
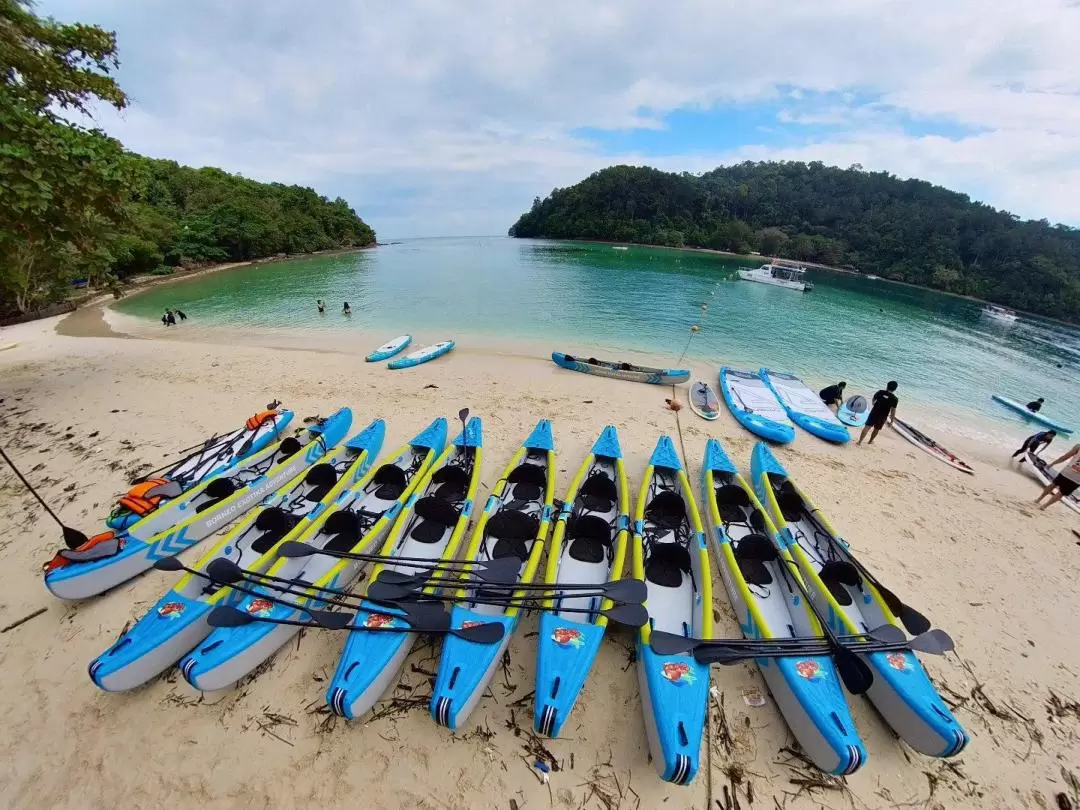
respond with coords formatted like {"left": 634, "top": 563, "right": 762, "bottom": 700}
{"left": 509, "top": 162, "right": 1080, "bottom": 319}
{"left": 0, "top": 1, "right": 375, "bottom": 315}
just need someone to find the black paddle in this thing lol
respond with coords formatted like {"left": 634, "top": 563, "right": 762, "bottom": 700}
{"left": 277, "top": 540, "right": 522, "bottom": 582}
{"left": 691, "top": 627, "right": 955, "bottom": 666}
{"left": 1, "top": 445, "right": 89, "bottom": 549}
{"left": 832, "top": 556, "right": 933, "bottom": 635}
{"left": 372, "top": 572, "right": 647, "bottom": 604}
{"left": 205, "top": 604, "right": 504, "bottom": 643}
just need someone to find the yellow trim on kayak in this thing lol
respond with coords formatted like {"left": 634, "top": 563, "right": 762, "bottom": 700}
{"left": 171, "top": 439, "right": 374, "bottom": 605}
{"left": 453, "top": 444, "right": 556, "bottom": 617}
{"left": 757, "top": 472, "right": 897, "bottom": 635}
{"left": 364, "top": 442, "right": 484, "bottom": 596}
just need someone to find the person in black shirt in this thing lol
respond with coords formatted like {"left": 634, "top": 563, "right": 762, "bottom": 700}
{"left": 819, "top": 381, "right": 846, "bottom": 411}
{"left": 1012, "top": 429, "right": 1056, "bottom": 462}
{"left": 1026, "top": 397, "right": 1044, "bottom": 412}
{"left": 857, "top": 381, "right": 898, "bottom": 446}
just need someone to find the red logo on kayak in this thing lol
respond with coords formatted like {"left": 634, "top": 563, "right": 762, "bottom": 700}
{"left": 157, "top": 601, "right": 185, "bottom": 619}
{"left": 795, "top": 660, "right": 824, "bottom": 680}
{"left": 661, "top": 661, "right": 695, "bottom": 685}
{"left": 461, "top": 620, "right": 484, "bottom": 629}
{"left": 246, "top": 598, "right": 274, "bottom": 618}
{"left": 364, "top": 613, "right": 398, "bottom": 629}
{"left": 552, "top": 627, "right": 584, "bottom": 649}
{"left": 886, "top": 653, "right": 912, "bottom": 672}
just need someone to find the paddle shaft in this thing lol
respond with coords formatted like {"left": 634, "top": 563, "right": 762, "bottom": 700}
{"left": 0, "top": 446, "right": 71, "bottom": 528}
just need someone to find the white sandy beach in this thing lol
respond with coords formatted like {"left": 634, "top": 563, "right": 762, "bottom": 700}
{"left": 0, "top": 304, "right": 1078, "bottom": 810}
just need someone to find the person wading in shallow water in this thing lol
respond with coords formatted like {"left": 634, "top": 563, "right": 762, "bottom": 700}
{"left": 317, "top": 299, "right": 326, "bottom": 314}
{"left": 857, "top": 381, "right": 898, "bottom": 446}
{"left": 342, "top": 302, "right": 351, "bottom": 316}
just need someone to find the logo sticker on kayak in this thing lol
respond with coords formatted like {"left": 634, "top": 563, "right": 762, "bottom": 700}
{"left": 886, "top": 652, "right": 912, "bottom": 672}
{"left": 461, "top": 620, "right": 484, "bottom": 629}
{"left": 552, "top": 627, "right": 584, "bottom": 649}
{"left": 364, "top": 613, "right": 400, "bottom": 629}
{"left": 795, "top": 660, "right": 825, "bottom": 680}
{"left": 157, "top": 602, "right": 186, "bottom": 619}
{"left": 246, "top": 598, "right": 274, "bottom": 618}
{"left": 661, "top": 661, "right": 695, "bottom": 685}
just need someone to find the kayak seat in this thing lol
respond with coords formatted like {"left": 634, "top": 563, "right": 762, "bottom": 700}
{"left": 567, "top": 514, "right": 612, "bottom": 564}
{"left": 733, "top": 533, "right": 778, "bottom": 587}
{"left": 644, "top": 542, "right": 691, "bottom": 588}
{"left": 275, "top": 437, "right": 303, "bottom": 458}
{"left": 645, "top": 490, "right": 686, "bottom": 531}
{"left": 818, "top": 561, "right": 860, "bottom": 606}
{"left": 303, "top": 463, "right": 339, "bottom": 502}
{"left": 487, "top": 508, "right": 539, "bottom": 561}
{"left": 410, "top": 519, "right": 445, "bottom": 544}
{"left": 250, "top": 507, "right": 301, "bottom": 554}
{"left": 371, "top": 464, "right": 408, "bottom": 501}
{"left": 195, "top": 476, "right": 238, "bottom": 512}
{"left": 579, "top": 472, "right": 617, "bottom": 513}
{"left": 749, "top": 510, "right": 768, "bottom": 533}
{"left": 431, "top": 464, "right": 470, "bottom": 502}
{"left": 321, "top": 509, "right": 362, "bottom": 553}
{"left": 410, "top": 496, "right": 458, "bottom": 543}
{"left": 715, "top": 484, "right": 751, "bottom": 524}
{"left": 775, "top": 483, "right": 806, "bottom": 522}
{"left": 506, "top": 463, "right": 546, "bottom": 503}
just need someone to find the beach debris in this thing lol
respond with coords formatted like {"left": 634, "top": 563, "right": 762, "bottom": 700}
{"left": 664, "top": 397, "right": 683, "bottom": 412}
{"left": 741, "top": 687, "right": 766, "bottom": 708}
{"left": 1, "top": 607, "right": 48, "bottom": 633}
{"left": 533, "top": 759, "right": 550, "bottom": 784}
{"left": 423, "top": 384, "right": 439, "bottom": 389}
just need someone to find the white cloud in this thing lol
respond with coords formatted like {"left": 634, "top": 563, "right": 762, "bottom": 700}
{"left": 40, "top": 0, "right": 1080, "bottom": 235}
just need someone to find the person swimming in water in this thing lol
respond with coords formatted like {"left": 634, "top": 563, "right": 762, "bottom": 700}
{"left": 342, "top": 302, "right": 352, "bottom": 315}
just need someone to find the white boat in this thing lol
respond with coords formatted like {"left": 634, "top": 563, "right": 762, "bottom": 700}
{"left": 737, "top": 262, "right": 813, "bottom": 292}
{"left": 982, "top": 304, "right": 1018, "bottom": 323}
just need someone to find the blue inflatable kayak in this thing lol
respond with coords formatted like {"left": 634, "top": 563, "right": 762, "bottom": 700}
{"left": 388, "top": 340, "right": 455, "bottom": 369}
{"left": 991, "top": 395, "right": 1073, "bottom": 434}
{"left": 552, "top": 352, "right": 689, "bottom": 385}
{"left": 718, "top": 368, "right": 796, "bottom": 444}
{"left": 761, "top": 369, "right": 850, "bottom": 444}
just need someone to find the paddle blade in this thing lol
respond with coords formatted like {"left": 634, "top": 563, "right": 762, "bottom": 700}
{"left": 277, "top": 541, "right": 317, "bottom": 559}
{"left": 207, "top": 606, "right": 256, "bottom": 628}
{"left": 648, "top": 630, "right": 698, "bottom": 656}
{"left": 453, "top": 621, "right": 504, "bottom": 644}
{"left": 693, "top": 645, "right": 757, "bottom": 665}
{"left": 143, "top": 480, "right": 185, "bottom": 500}
{"left": 834, "top": 647, "right": 875, "bottom": 695}
{"left": 152, "top": 556, "right": 185, "bottom": 572}
{"left": 309, "top": 609, "right": 353, "bottom": 630}
{"left": 865, "top": 624, "right": 906, "bottom": 644}
{"left": 374, "top": 568, "right": 426, "bottom": 587}
{"left": 458, "top": 408, "right": 469, "bottom": 423}
{"left": 897, "top": 603, "right": 933, "bottom": 635}
{"left": 205, "top": 558, "right": 245, "bottom": 584}
{"left": 401, "top": 601, "right": 451, "bottom": 630}
{"left": 367, "top": 580, "right": 411, "bottom": 603}
{"left": 600, "top": 578, "right": 647, "bottom": 604}
{"left": 476, "top": 556, "right": 520, "bottom": 584}
{"left": 908, "top": 628, "right": 954, "bottom": 655}
{"left": 62, "top": 526, "right": 90, "bottom": 550}
{"left": 604, "top": 603, "right": 648, "bottom": 628}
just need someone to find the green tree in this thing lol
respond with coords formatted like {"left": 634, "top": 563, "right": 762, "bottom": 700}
{"left": 0, "top": 0, "right": 132, "bottom": 312}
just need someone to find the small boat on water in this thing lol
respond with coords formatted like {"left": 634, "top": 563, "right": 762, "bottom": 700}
{"left": 737, "top": 262, "right": 814, "bottom": 292}
{"left": 551, "top": 352, "right": 689, "bottom": 385}
{"left": 982, "top": 305, "right": 1018, "bottom": 323}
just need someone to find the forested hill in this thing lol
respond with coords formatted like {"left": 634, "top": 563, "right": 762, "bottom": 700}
{"left": 509, "top": 163, "right": 1080, "bottom": 319}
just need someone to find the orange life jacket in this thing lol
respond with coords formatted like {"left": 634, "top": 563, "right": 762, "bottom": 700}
{"left": 245, "top": 410, "right": 278, "bottom": 431}
{"left": 116, "top": 477, "right": 170, "bottom": 518}
{"left": 43, "top": 531, "right": 123, "bottom": 573}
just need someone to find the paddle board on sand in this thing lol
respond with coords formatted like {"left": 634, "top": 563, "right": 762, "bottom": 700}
{"left": 761, "top": 369, "right": 850, "bottom": 444}
{"left": 891, "top": 419, "right": 974, "bottom": 475}
{"left": 388, "top": 341, "right": 455, "bottom": 369}
{"left": 366, "top": 334, "right": 411, "bottom": 362}
{"left": 991, "top": 395, "right": 1073, "bottom": 434}
{"left": 718, "top": 368, "right": 795, "bottom": 444}
{"left": 688, "top": 380, "right": 720, "bottom": 421}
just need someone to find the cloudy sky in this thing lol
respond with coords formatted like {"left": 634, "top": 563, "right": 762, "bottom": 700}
{"left": 41, "top": 0, "right": 1080, "bottom": 238}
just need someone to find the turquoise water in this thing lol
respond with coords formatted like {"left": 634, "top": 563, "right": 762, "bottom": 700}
{"left": 116, "top": 237, "right": 1080, "bottom": 428}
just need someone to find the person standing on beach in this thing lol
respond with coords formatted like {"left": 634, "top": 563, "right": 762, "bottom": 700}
{"left": 1035, "top": 443, "right": 1080, "bottom": 510}
{"left": 857, "top": 381, "right": 898, "bottom": 446}
{"left": 818, "top": 381, "right": 846, "bottom": 412}
{"left": 342, "top": 302, "right": 351, "bottom": 315}
{"left": 1012, "top": 429, "right": 1056, "bottom": 463}
{"left": 1027, "top": 397, "right": 1045, "bottom": 412}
